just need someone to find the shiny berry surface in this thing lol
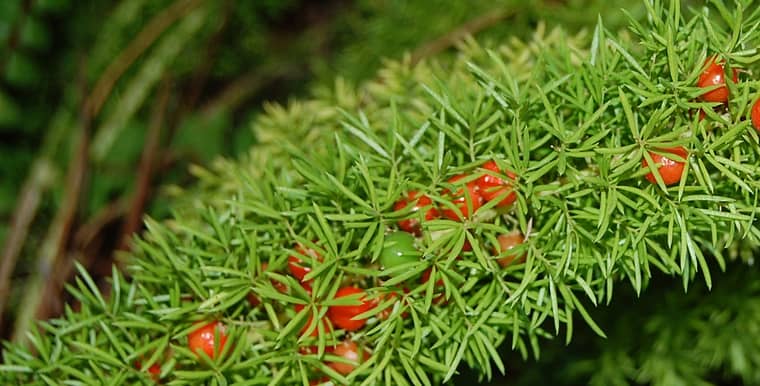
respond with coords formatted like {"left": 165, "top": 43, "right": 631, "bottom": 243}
{"left": 495, "top": 232, "right": 526, "bottom": 267}
{"left": 643, "top": 147, "right": 688, "bottom": 186}
{"left": 288, "top": 245, "right": 322, "bottom": 282}
{"left": 328, "top": 339, "right": 368, "bottom": 375}
{"left": 476, "top": 160, "right": 517, "bottom": 207}
{"left": 441, "top": 174, "right": 482, "bottom": 220}
{"left": 752, "top": 98, "right": 760, "bottom": 132}
{"left": 697, "top": 57, "right": 737, "bottom": 103}
{"left": 188, "top": 321, "right": 228, "bottom": 360}
{"left": 394, "top": 191, "right": 439, "bottom": 235}
{"left": 327, "top": 286, "right": 372, "bottom": 331}
{"left": 379, "top": 231, "right": 420, "bottom": 269}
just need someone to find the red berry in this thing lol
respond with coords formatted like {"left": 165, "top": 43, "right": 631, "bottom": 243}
{"left": 441, "top": 174, "right": 482, "bottom": 220}
{"left": 328, "top": 339, "right": 369, "bottom": 375}
{"left": 301, "top": 281, "right": 314, "bottom": 296}
{"left": 475, "top": 160, "right": 517, "bottom": 207}
{"left": 494, "top": 232, "right": 526, "bottom": 267}
{"left": 147, "top": 364, "right": 161, "bottom": 379}
{"left": 298, "top": 345, "right": 322, "bottom": 355}
{"left": 246, "top": 292, "right": 261, "bottom": 307}
{"left": 188, "top": 321, "right": 228, "bottom": 360}
{"left": 264, "top": 263, "right": 290, "bottom": 293}
{"left": 394, "top": 191, "right": 439, "bottom": 235}
{"left": 373, "top": 290, "right": 410, "bottom": 320}
{"left": 327, "top": 287, "right": 373, "bottom": 331}
{"left": 310, "top": 377, "right": 331, "bottom": 386}
{"left": 374, "top": 291, "right": 397, "bottom": 320}
{"left": 643, "top": 147, "right": 688, "bottom": 186}
{"left": 421, "top": 268, "right": 444, "bottom": 287}
{"left": 697, "top": 108, "right": 707, "bottom": 121}
{"left": 248, "top": 263, "right": 288, "bottom": 307}
{"left": 697, "top": 57, "right": 738, "bottom": 103}
{"left": 295, "top": 303, "right": 329, "bottom": 338}
{"left": 751, "top": 98, "right": 760, "bottom": 132}
{"left": 288, "top": 245, "right": 322, "bottom": 282}
{"left": 134, "top": 361, "right": 161, "bottom": 381}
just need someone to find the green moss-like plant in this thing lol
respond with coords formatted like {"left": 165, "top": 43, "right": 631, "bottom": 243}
{"left": 3, "top": 1, "right": 760, "bottom": 385}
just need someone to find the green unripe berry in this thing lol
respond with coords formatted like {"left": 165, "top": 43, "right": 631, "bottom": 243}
{"left": 380, "top": 231, "right": 421, "bottom": 269}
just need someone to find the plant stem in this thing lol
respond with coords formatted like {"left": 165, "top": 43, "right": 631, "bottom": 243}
{"left": 410, "top": 8, "right": 515, "bottom": 65}
{"left": 85, "top": 0, "right": 204, "bottom": 118}
{"left": 11, "top": 70, "right": 93, "bottom": 343}
{"left": 117, "top": 76, "right": 172, "bottom": 254}
{"left": 0, "top": 159, "right": 55, "bottom": 335}
{"left": 199, "top": 64, "right": 301, "bottom": 118}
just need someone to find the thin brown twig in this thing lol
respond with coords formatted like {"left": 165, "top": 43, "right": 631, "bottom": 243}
{"left": 85, "top": 0, "right": 203, "bottom": 118}
{"left": 182, "top": 0, "right": 232, "bottom": 113}
{"left": 73, "top": 198, "right": 128, "bottom": 251}
{"left": 11, "top": 57, "right": 93, "bottom": 342}
{"left": 11, "top": 133, "right": 89, "bottom": 342}
{"left": 117, "top": 76, "right": 172, "bottom": 254}
{"left": 162, "top": 0, "right": 230, "bottom": 151}
{"left": 33, "top": 73, "right": 94, "bottom": 324}
{"left": 410, "top": 9, "right": 514, "bottom": 66}
{"left": 199, "top": 64, "right": 301, "bottom": 118}
{"left": 0, "top": 160, "right": 55, "bottom": 334}
{"left": 0, "top": 0, "right": 44, "bottom": 329}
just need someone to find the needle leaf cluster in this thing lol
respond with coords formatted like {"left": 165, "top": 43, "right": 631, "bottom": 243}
{"left": 3, "top": 1, "right": 760, "bottom": 385}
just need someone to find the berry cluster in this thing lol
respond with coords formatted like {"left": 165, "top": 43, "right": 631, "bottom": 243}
{"left": 138, "top": 56, "right": 758, "bottom": 384}
{"left": 400, "top": 159, "right": 519, "bottom": 223}
{"left": 171, "top": 159, "right": 523, "bottom": 383}
{"left": 280, "top": 159, "right": 525, "bottom": 382}
{"left": 390, "top": 159, "right": 524, "bottom": 263}
{"left": 642, "top": 56, "right": 760, "bottom": 187}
